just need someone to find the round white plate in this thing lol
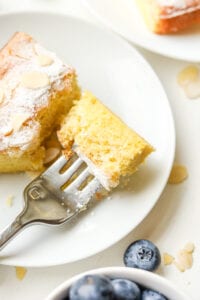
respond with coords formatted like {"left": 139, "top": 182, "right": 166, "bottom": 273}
{"left": 83, "top": 0, "right": 200, "bottom": 62}
{"left": 0, "top": 12, "right": 175, "bottom": 267}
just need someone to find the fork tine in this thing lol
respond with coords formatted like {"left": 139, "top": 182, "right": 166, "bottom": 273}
{"left": 44, "top": 155, "right": 68, "bottom": 175}
{"left": 80, "top": 177, "right": 100, "bottom": 202}
{"left": 65, "top": 167, "right": 91, "bottom": 192}
{"left": 53, "top": 157, "right": 84, "bottom": 187}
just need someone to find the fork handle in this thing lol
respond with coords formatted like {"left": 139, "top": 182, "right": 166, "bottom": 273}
{"left": 0, "top": 214, "right": 27, "bottom": 250}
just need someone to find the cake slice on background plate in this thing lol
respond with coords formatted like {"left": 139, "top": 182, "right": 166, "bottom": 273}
{"left": 0, "top": 32, "right": 80, "bottom": 172}
{"left": 136, "top": 0, "right": 200, "bottom": 34}
{"left": 58, "top": 91, "right": 154, "bottom": 190}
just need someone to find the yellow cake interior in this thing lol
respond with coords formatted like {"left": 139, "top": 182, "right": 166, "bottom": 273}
{"left": 58, "top": 91, "right": 154, "bottom": 189}
{"left": 136, "top": 0, "right": 160, "bottom": 32}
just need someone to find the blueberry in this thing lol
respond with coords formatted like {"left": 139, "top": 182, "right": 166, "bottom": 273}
{"left": 112, "top": 278, "right": 141, "bottom": 300}
{"left": 141, "top": 289, "right": 168, "bottom": 300}
{"left": 69, "top": 274, "right": 114, "bottom": 300}
{"left": 123, "top": 240, "right": 161, "bottom": 271}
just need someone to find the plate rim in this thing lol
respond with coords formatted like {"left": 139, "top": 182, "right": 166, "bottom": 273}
{"left": 0, "top": 11, "right": 175, "bottom": 267}
{"left": 83, "top": 0, "right": 200, "bottom": 62}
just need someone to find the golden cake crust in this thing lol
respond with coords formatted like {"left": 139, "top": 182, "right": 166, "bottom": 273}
{"left": 136, "top": 0, "right": 200, "bottom": 34}
{"left": 0, "top": 32, "right": 80, "bottom": 172}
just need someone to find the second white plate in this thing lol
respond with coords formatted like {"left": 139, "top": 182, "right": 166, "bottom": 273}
{"left": 0, "top": 12, "right": 175, "bottom": 267}
{"left": 84, "top": 0, "right": 200, "bottom": 62}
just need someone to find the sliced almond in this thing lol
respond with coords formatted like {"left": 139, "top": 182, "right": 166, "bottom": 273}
{"left": 178, "top": 65, "right": 199, "bottom": 86}
{"left": 37, "top": 54, "right": 53, "bottom": 66}
{"left": 173, "top": 260, "right": 185, "bottom": 272}
{"left": 163, "top": 253, "right": 174, "bottom": 265}
{"left": 177, "top": 250, "right": 193, "bottom": 270}
{"left": 15, "top": 266, "right": 27, "bottom": 280}
{"left": 12, "top": 113, "right": 30, "bottom": 132}
{"left": 44, "top": 147, "right": 60, "bottom": 164}
{"left": 4, "top": 127, "right": 13, "bottom": 137}
{"left": 184, "top": 79, "right": 200, "bottom": 99}
{"left": 168, "top": 164, "right": 188, "bottom": 184}
{"left": 0, "top": 88, "right": 4, "bottom": 104}
{"left": 21, "top": 71, "right": 49, "bottom": 89}
{"left": 184, "top": 242, "right": 195, "bottom": 253}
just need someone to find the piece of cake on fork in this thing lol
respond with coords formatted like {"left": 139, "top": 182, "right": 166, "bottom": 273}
{"left": 58, "top": 91, "right": 154, "bottom": 190}
{"left": 0, "top": 32, "right": 80, "bottom": 172}
{"left": 136, "top": 0, "right": 200, "bottom": 34}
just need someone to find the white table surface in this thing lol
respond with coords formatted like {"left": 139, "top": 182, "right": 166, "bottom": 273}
{"left": 0, "top": 1, "right": 199, "bottom": 299}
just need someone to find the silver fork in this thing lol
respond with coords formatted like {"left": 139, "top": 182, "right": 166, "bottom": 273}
{"left": 0, "top": 153, "right": 101, "bottom": 250}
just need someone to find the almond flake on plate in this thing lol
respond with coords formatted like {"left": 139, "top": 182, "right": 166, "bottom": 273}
{"left": 15, "top": 266, "right": 27, "bottom": 280}
{"left": 168, "top": 164, "right": 188, "bottom": 184}
{"left": 21, "top": 71, "right": 49, "bottom": 89}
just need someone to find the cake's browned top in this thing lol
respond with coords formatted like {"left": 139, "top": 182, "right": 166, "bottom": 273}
{"left": 156, "top": 0, "right": 200, "bottom": 18}
{"left": 0, "top": 32, "right": 75, "bottom": 153}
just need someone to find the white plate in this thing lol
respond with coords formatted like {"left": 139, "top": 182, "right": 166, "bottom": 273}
{"left": 83, "top": 0, "right": 200, "bottom": 62}
{"left": 0, "top": 12, "right": 175, "bottom": 267}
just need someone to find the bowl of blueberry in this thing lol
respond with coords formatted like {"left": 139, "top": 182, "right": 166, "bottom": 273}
{"left": 46, "top": 240, "right": 190, "bottom": 300}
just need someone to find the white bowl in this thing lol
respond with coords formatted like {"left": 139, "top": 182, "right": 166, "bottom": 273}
{"left": 46, "top": 267, "right": 190, "bottom": 300}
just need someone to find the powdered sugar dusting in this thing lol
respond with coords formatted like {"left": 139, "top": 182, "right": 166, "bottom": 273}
{"left": 0, "top": 33, "right": 74, "bottom": 154}
{"left": 156, "top": 0, "right": 200, "bottom": 18}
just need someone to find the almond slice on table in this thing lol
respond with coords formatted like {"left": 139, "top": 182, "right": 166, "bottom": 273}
{"left": 176, "top": 249, "right": 193, "bottom": 271}
{"left": 177, "top": 65, "right": 200, "bottom": 99}
{"left": 178, "top": 65, "right": 199, "bottom": 86}
{"left": 168, "top": 164, "right": 188, "bottom": 184}
{"left": 184, "top": 242, "right": 195, "bottom": 253}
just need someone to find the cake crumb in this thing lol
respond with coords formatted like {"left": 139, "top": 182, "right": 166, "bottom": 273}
{"left": 15, "top": 266, "right": 27, "bottom": 280}
{"left": 163, "top": 253, "right": 174, "bottom": 265}
{"left": 6, "top": 195, "right": 14, "bottom": 207}
{"left": 95, "top": 192, "right": 103, "bottom": 200}
{"left": 168, "top": 164, "right": 188, "bottom": 184}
